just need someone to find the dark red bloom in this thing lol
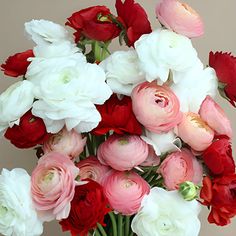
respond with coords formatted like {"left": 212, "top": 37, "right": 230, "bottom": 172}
{"left": 60, "top": 179, "right": 110, "bottom": 236}
{"left": 4, "top": 110, "right": 49, "bottom": 149}
{"left": 1, "top": 50, "right": 34, "bottom": 77}
{"left": 116, "top": 0, "right": 152, "bottom": 47}
{"left": 66, "top": 6, "right": 120, "bottom": 42}
{"left": 200, "top": 175, "right": 236, "bottom": 226}
{"left": 92, "top": 94, "right": 142, "bottom": 136}
{"left": 209, "top": 51, "right": 236, "bottom": 107}
{"left": 202, "top": 136, "right": 235, "bottom": 176}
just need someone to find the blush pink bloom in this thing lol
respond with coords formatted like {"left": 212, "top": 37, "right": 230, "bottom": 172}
{"left": 102, "top": 170, "right": 150, "bottom": 215}
{"left": 97, "top": 134, "right": 148, "bottom": 171}
{"left": 140, "top": 145, "right": 161, "bottom": 167}
{"left": 31, "top": 152, "right": 80, "bottom": 221}
{"left": 156, "top": 0, "right": 204, "bottom": 38}
{"left": 177, "top": 112, "right": 214, "bottom": 151}
{"left": 131, "top": 81, "right": 183, "bottom": 133}
{"left": 76, "top": 156, "right": 110, "bottom": 184}
{"left": 159, "top": 148, "right": 203, "bottom": 190}
{"left": 199, "top": 96, "right": 233, "bottom": 138}
{"left": 43, "top": 128, "right": 86, "bottom": 160}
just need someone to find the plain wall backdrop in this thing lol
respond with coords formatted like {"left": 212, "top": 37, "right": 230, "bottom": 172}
{"left": 0, "top": 0, "right": 236, "bottom": 235}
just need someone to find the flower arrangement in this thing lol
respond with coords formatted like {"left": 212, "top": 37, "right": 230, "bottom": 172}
{"left": 0, "top": 0, "right": 236, "bottom": 236}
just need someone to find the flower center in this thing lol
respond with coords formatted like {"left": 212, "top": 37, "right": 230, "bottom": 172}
{"left": 123, "top": 179, "right": 134, "bottom": 188}
{"left": 43, "top": 171, "right": 55, "bottom": 183}
{"left": 119, "top": 138, "right": 129, "bottom": 145}
{"left": 157, "top": 216, "right": 175, "bottom": 235}
{"left": 0, "top": 205, "right": 8, "bottom": 217}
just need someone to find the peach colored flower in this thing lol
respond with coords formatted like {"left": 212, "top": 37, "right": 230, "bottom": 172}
{"left": 159, "top": 148, "right": 203, "bottom": 190}
{"left": 156, "top": 0, "right": 204, "bottom": 38}
{"left": 199, "top": 96, "right": 232, "bottom": 138}
{"left": 177, "top": 112, "right": 214, "bottom": 151}
{"left": 76, "top": 156, "right": 110, "bottom": 184}
{"left": 131, "top": 81, "right": 183, "bottom": 133}
{"left": 102, "top": 170, "right": 150, "bottom": 215}
{"left": 43, "top": 128, "right": 86, "bottom": 160}
{"left": 31, "top": 152, "right": 80, "bottom": 221}
{"left": 97, "top": 134, "right": 148, "bottom": 171}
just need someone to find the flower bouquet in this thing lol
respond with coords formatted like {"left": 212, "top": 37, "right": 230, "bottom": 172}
{"left": 0, "top": 0, "right": 236, "bottom": 236}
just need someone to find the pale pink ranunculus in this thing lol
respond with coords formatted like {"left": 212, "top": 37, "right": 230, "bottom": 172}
{"left": 76, "top": 156, "right": 110, "bottom": 184}
{"left": 140, "top": 145, "right": 161, "bottom": 167}
{"left": 102, "top": 170, "right": 150, "bottom": 215}
{"left": 131, "top": 81, "right": 183, "bottom": 133}
{"left": 43, "top": 128, "right": 86, "bottom": 160}
{"left": 31, "top": 152, "right": 80, "bottom": 221}
{"left": 159, "top": 148, "right": 203, "bottom": 190}
{"left": 199, "top": 96, "right": 233, "bottom": 138}
{"left": 176, "top": 112, "right": 214, "bottom": 151}
{"left": 97, "top": 134, "right": 149, "bottom": 171}
{"left": 156, "top": 0, "right": 204, "bottom": 38}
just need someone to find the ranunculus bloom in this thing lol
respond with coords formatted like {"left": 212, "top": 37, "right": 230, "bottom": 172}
{"left": 60, "top": 179, "right": 110, "bottom": 236}
{"left": 76, "top": 156, "right": 110, "bottom": 184}
{"left": 43, "top": 128, "right": 86, "bottom": 160}
{"left": 131, "top": 187, "right": 201, "bottom": 236}
{"left": 97, "top": 134, "right": 148, "bottom": 171}
{"left": 102, "top": 170, "right": 150, "bottom": 215}
{"left": 4, "top": 110, "right": 49, "bottom": 149}
{"left": 199, "top": 96, "right": 232, "bottom": 138}
{"left": 1, "top": 50, "right": 34, "bottom": 77}
{"left": 92, "top": 94, "right": 142, "bottom": 136}
{"left": 156, "top": 0, "right": 204, "bottom": 38}
{"left": 116, "top": 0, "right": 152, "bottom": 47}
{"left": 209, "top": 51, "right": 236, "bottom": 107}
{"left": 132, "top": 81, "right": 183, "bottom": 133}
{"left": 0, "top": 168, "right": 43, "bottom": 236}
{"left": 159, "top": 149, "right": 203, "bottom": 190}
{"left": 200, "top": 175, "right": 236, "bottom": 226}
{"left": 202, "top": 137, "right": 235, "bottom": 176}
{"left": 31, "top": 152, "right": 80, "bottom": 221}
{"left": 66, "top": 6, "right": 120, "bottom": 42}
{"left": 177, "top": 112, "right": 214, "bottom": 151}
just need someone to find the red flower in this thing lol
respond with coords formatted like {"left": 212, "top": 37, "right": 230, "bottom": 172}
{"left": 202, "top": 136, "right": 235, "bottom": 176}
{"left": 4, "top": 110, "right": 49, "bottom": 149}
{"left": 92, "top": 94, "right": 142, "bottom": 136}
{"left": 1, "top": 50, "right": 34, "bottom": 77}
{"left": 200, "top": 175, "right": 236, "bottom": 226}
{"left": 209, "top": 51, "right": 236, "bottom": 107}
{"left": 116, "top": 0, "right": 152, "bottom": 47}
{"left": 60, "top": 179, "right": 110, "bottom": 236}
{"left": 66, "top": 6, "right": 120, "bottom": 42}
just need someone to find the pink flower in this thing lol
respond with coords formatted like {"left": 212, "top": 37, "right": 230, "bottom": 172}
{"left": 43, "top": 128, "right": 86, "bottom": 160}
{"left": 159, "top": 148, "right": 203, "bottom": 190}
{"left": 97, "top": 134, "right": 148, "bottom": 171}
{"left": 177, "top": 112, "right": 214, "bottom": 151}
{"left": 156, "top": 0, "right": 204, "bottom": 38}
{"left": 199, "top": 96, "right": 232, "bottom": 138}
{"left": 102, "top": 170, "right": 150, "bottom": 215}
{"left": 140, "top": 146, "right": 161, "bottom": 167}
{"left": 76, "top": 156, "right": 110, "bottom": 184}
{"left": 31, "top": 152, "right": 80, "bottom": 221}
{"left": 131, "top": 81, "right": 183, "bottom": 133}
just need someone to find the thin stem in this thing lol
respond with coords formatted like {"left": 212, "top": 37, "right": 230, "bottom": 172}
{"left": 142, "top": 166, "right": 154, "bottom": 179}
{"left": 97, "top": 223, "right": 107, "bottom": 236}
{"left": 109, "top": 212, "right": 118, "bottom": 236}
{"left": 94, "top": 228, "right": 101, "bottom": 236}
{"left": 125, "top": 216, "right": 130, "bottom": 236}
{"left": 118, "top": 214, "right": 123, "bottom": 236}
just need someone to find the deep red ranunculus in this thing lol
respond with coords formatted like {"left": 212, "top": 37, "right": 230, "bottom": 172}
{"left": 116, "top": 0, "right": 152, "bottom": 47}
{"left": 59, "top": 179, "right": 110, "bottom": 236}
{"left": 1, "top": 49, "right": 34, "bottom": 77}
{"left": 92, "top": 94, "right": 142, "bottom": 136}
{"left": 209, "top": 51, "right": 236, "bottom": 107}
{"left": 4, "top": 110, "right": 49, "bottom": 149}
{"left": 202, "top": 136, "right": 235, "bottom": 176}
{"left": 66, "top": 6, "right": 120, "bottom": 42}
{"left": 200, "top": 175, "right": 236, "bottom": 226}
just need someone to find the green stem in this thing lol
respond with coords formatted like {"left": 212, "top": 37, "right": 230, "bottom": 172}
{"left": 94, "top": 41, "right": 101, "bottom": 62}
{"left": 97, "top": 223, "right": 107, "bottom": 236}
{"left": 118, "top": 214, "right": 123, "bottom": 236}
{"left": 129, "top": 231, "right": 134, "bottom": 236}
{"left": 94, "top": 228, "right": 101, "bottom": 236}
{"left": 86, "top": 134, "right": 94, "bottom": 155}
{"left": 142, "top": 166, "right": 154, "bottom": 179}
{"left": 125, "top": 216, "right": 130, "bottom": 236}
{"left": 109, "top": 212, "right": 118, "bottom": 236}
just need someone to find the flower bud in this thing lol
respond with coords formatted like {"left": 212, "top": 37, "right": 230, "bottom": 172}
{"left": 179, "top": 181, "right": 199, "bottom": 201}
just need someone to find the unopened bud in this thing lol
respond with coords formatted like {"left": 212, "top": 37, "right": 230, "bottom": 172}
{"left": 179, "top": 181, "right": 199, "bottom": 201}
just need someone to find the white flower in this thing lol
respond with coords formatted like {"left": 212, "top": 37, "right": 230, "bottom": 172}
{"left": 0, "top": 81, "right": 34, "bottom": 134}
{"left": 171, "top": 65, "right": 218, "bottom": 113}
{"left": 135, "top": 29, "right": 199, "bottom": 83}
{"left": 131, "top": 187, "right": 201, "bottom": 236}
{"left": 25, "top": 19, "right": 70, "bottom": 45}
{"left": 0, "top": 168, "right": 43, "bottom": 236}
{"left": 100, "top": 50, "right": 145, "bottom": 96}
{"left": 141, "top": 130, "right": 181, "bottom": 156}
